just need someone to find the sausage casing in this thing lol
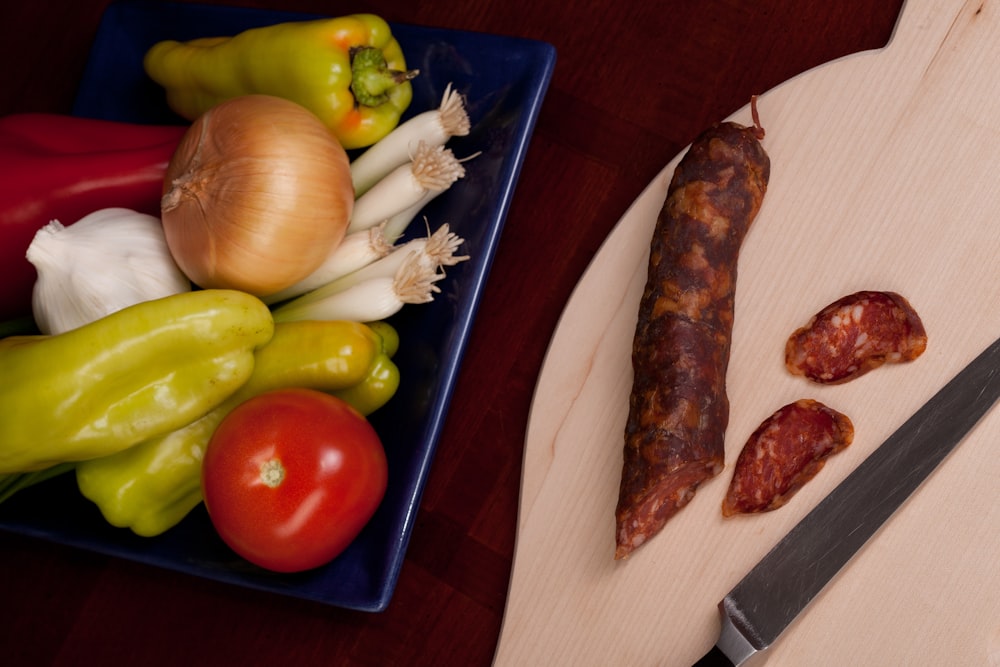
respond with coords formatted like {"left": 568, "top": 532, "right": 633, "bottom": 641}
{"left": 616, "top": 109, "right": 770, "bottom": 559}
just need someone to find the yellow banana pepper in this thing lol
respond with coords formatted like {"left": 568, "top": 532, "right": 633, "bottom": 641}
{"left": 0, "top": 290, "right": 273, "bottom": 474}
{"left": 76, "top": 320, "right": 400, "bottom": 536}
{"left": 333, "top": 352, "right": 400, "bottom": 417}
{"left": 143, "top": 15, "right": 417, "bottom": 149}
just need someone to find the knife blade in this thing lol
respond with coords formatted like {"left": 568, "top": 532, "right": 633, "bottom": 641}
{"left": 694, "top": 334, "right": 1000, "bottom": 667}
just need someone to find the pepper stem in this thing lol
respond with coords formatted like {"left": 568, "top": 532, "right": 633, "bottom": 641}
{"left": 350, "top": 46, "right": 419, "bottom": 108}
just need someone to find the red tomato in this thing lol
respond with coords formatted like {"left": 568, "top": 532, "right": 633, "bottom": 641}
{"left": 202, "top": 387, "right": 388, "bottom": 573}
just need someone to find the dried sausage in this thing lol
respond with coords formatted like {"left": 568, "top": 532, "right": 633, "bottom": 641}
{"left": 616, "top": 101, "right": 770, "bottom": 559}
{"left": 785, "top": 290, "right": 927, "bottom": 384}
{"left": 616, "top": 105, "right": 769, "bottom": 559}
{"left": 722, "top": 399, "right": 854, "bottom": 516}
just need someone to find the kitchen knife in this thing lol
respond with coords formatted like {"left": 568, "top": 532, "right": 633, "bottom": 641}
{"left": 694, "top": 334, "right": 1000, "bottom": 667}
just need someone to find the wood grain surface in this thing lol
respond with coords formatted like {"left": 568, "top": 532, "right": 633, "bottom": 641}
{"left": 0, "top": 1, "right": 907, "bottom": 665}
{"left": 495, "top": 0, "right": 1000, "bottom": 661}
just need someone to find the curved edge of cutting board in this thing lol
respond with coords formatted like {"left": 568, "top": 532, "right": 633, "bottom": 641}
{"left": 496, "top": 0, "right": 1000, "bottom": 665}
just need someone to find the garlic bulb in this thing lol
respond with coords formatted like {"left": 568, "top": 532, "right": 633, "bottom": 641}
{"left": 26, "top": 207, "right": 191, "bottom": 334}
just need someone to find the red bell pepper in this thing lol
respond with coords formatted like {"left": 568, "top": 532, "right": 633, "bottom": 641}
{"left": 0, "top": 113, "right": 187, "bottom": 320}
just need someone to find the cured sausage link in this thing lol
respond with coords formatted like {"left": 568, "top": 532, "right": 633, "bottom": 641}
{"left": 616, "top": 110, "right": 770, "bottom": 560}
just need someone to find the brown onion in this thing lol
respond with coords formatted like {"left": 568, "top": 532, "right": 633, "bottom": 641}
{"left": 161, "top": 95, "right": 354, "bottom": 296}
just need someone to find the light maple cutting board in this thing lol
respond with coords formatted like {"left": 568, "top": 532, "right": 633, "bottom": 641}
{"left": 493, "top": 0, "right": 1000, "bottom": 665}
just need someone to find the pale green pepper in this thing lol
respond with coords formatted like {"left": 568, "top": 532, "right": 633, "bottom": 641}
{"left": 0, "top": 290, "right": 273, "bottom": 474}
{"left": 76, "top": 319, "right": 399, "bottom": 536}
{"left": 333, "top": 351, "right": 400, "bottom": 417}
{"left": 143, "top": 15, "right": 416, "bottom": 149}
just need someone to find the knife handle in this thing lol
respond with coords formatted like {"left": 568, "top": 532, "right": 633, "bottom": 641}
{"left": 692, "top": 645, "right": 735, "bottom": 667}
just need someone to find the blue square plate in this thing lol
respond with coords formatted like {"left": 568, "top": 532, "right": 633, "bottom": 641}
{"left": 0, "top": 0, "right": 555, "bottom": 612}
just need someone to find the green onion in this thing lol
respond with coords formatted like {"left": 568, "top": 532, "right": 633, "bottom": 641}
{"left": 272, "top": 250, "right": 443, "bottom": 323}
{"left": 0, "top": 462, "right": 76, "bottom": 504}
{"left": 271, "top": 223, "right": 469, "bottom": 323}
{"left": 350, "top": 83, "right": 470, "bottom": 197}
{"left": 263, "top": 224, "right": 394, "bottom": 305}
{"left": 382, "top": 190, "right": 441, "bottom": 244}
{"left": 347, "top": 142, "right": 467, "bottom": 234}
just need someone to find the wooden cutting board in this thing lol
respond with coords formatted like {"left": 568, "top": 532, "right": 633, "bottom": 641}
{"left": 494, "top": 0, "right": 1000, "bottom": 664}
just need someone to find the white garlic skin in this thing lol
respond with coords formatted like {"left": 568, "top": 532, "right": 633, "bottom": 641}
{"left": 26, "top": 207, "right": 192, "bottom": 334}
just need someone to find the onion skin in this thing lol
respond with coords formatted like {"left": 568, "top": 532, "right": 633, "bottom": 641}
{"left": 161, "top": 95, "right": 354, "bottom": 296}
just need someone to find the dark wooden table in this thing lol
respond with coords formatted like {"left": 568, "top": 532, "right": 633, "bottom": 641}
{"left": 0, "top": 1, "right": 904, "bottom": 665}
